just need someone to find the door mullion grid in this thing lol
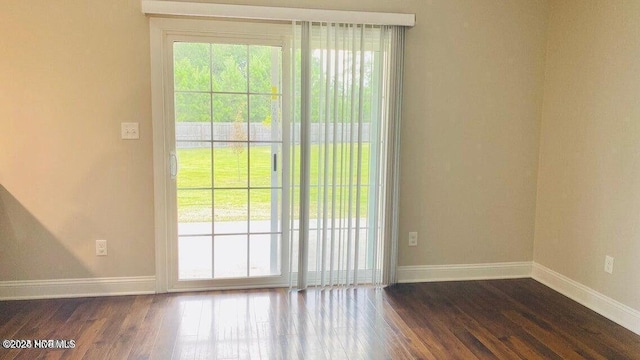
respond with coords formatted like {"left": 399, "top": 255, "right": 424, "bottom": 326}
{"left": 175, "top": 90, "right": 282, "bottom": 96}
{"left": 246, "top": 44, "right": 251, "bottom": 278}
{"left": 209, "top": 42, "right": 216, "bottom": 280}
{"left": 169, "top": 37, "right": 287, "bottom": 285}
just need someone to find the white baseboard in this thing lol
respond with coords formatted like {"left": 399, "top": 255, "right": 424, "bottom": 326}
{"left": 0, "top": 276, "right": 156, "bottom": 300}
{"left": 397, "top": 261, "right": 532, "bottom": 283}
{"left": 531, "top": 262, "right": 640, "bottom": 335}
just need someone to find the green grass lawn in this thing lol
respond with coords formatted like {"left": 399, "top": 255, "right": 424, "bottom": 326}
{"left": 177, "top": 143, "right": 371, "bottom": 222}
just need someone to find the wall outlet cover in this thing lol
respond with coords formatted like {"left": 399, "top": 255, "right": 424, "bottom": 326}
{"left": 408, "top": 232, "right": 418, "bottom": 247}
{"left": 121, "top": 122, "right": 140, "bottom": 140}
{"left": 604, "top": 255, "right": 614, "bottom": 274}
{"left": 96, "top": 240, "right": 107, "bottom": 256}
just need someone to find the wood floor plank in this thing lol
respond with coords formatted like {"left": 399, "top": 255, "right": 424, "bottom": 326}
{"left": 385, "top": 284, "right": 481, "bottom": 360}
{"left": 81, "top": 296, "right": 135, "bottom": 359}
{"left": 106, "top": 295, "right": 155, "bottom": 359}
{"left": 1, "top": 279, "right": 639, "bottom": 359}
{"left": 30, "top": 298, "right": 99, "bottom": 360}
{"left": 438, "top": 283, "right": 553, "bottom": 359}
{"left": 482, "top": 279, "right": 640, "bottom": 359}
{"left": 379, "top": 296, "right": 438, "bottom": 359}
{"left": 147, "top": 294, "right": 183, "bottom": 359}
{"left": 502, "top": 280, "right": 640, "bottom": 359}
{"left": 441, "top": 281, "right": 568, "bottom": 359}
{"left": 423, "top": 282, "right": 520, "bottom": 359}
{"left": 502, "top": 309, "right": 587, "bottom": 359}
{"left": 63, "top": 317, "right": 108, "bottom": 360}
{"left": 5, "top": 299, "right": 68, "bottom": 360}
{"left": 503, "top": 334, "right": 559, "bottom": 360}
{"left": 127, "top": 294, "right": 170, "bottom": 360}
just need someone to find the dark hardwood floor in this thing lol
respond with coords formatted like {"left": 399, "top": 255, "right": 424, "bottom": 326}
{"left": 1, "top": 279, "right": 639, "bottom": 359}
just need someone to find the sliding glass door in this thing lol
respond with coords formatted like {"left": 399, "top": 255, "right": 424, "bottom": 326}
{"left": 152, "top": 19, "right": 402, "bottom": 291}
{"left": 168, "top": 35, "right": 290, "bottom": 289}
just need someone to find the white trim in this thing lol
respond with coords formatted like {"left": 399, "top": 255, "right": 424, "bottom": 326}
{"left": 397, "top": 262, "right": 532, "bottom": 283}
{"left": 532, "top": 262, "right": 640, "bottom": 336}
{"left": 0, "top": 276, "right": 156, "bottom": 301}
{"left": 170, "top": 277, "right": 288, "bottom": 292}
{"left": 141, "top": 1, "right": 416, "bottom": 27}
{"left": 168, "top": 283, "right": 286, "bottom": 292}
{"left": 150, "top": 18, "right": 169, "bottom": 294}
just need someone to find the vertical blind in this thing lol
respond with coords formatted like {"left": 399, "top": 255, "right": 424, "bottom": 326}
{"left": 290, "top": 21, "right": 405, "bottom": 288}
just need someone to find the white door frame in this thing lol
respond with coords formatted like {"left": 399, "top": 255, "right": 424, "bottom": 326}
{"left": 150, "top": 17, "right": 292, "bottom": 293}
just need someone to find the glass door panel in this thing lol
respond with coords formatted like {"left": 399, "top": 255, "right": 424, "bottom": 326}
{"left": 173, "top": 40, "right": 285, "bottom": 282}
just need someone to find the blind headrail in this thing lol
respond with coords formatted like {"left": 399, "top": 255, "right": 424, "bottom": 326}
{"left": 141, "top": 1, "right": 415, "bottom": 27}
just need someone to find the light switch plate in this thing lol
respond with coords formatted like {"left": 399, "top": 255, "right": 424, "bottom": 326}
{"left": 121, "top": 122, "right": 139, "bottom": 140}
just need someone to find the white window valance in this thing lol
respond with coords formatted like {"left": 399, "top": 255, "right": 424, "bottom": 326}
{"left": 141, "top": 1, "right": 415, "bottom": 27}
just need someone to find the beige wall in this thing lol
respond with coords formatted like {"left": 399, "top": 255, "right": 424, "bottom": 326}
{"left": 534, "top": 0, "right": 640, "bottom": 310}
{"left": 0, "top": 0, "right": 549, "bottom": 282}
{"left": 399, "top": 0, "right": 548, "bottom": 265}
{"left": 0, "top": 0, "right": 155, "bottom": 279}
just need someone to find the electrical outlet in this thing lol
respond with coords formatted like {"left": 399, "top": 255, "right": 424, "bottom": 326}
{"left": 121, "top": 122, "right": 139, "bottom": 140}
{"left": 96, "top": 240, "right": 107, "bottom": 256}
{"left": 408, "top": 232, "right": 418, "bottom": 247}
{"left": 604, "top": 255, "right": 614, "bottom": 274}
